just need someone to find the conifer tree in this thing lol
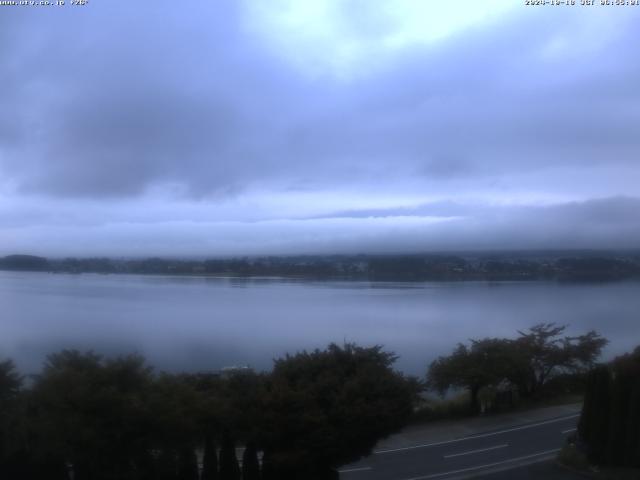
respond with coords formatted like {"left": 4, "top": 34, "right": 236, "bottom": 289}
{"left": 259, "top": 450, "right": 276, "bottom": 480}
{"left": 136, "top": 449, "right": 157, "bottom": 480}
{"left": 28, "top": 455, "right": 69, "bottom": 480}
{"left": 219, "top": 431, "right": 240, "bottom": 480}
{"left": 157, "top": 449, "right": 179, "bottom": 480}
{"left": 241, "top": 442, "right": 260, "bottom": 480}
{"left": 579, "top": 347, "right": 640, "bottom": 467}
{"left": 177, "top": 447, "right": 199, "bottom": 480}
{"left": 578, "top": 368, "right": 596, "bottom": 441}
{"left": 606, "top": 366, "right": 633, "bottom": 465}
{"left": 625, "top": 377, "right": 640, "bottom": 467}
{"left": 579, "top": 365, "right": 611, "bottom": 464}
{"left": 201, "top": 436, "right": 219, "bottom": 480}
{"left": 0, "top": 359, "right": 22, "bottom": 479}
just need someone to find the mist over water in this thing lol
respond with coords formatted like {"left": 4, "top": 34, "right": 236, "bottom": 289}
{"left": 2, "top": 271, "right": 638, "bottom": 376}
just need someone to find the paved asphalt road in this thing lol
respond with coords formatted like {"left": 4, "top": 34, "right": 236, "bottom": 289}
{"left": 470, "top": 460, "right": 586, "bottom": 480}
{"left": 339, "top": 413, "right": 579, "bottom": 480}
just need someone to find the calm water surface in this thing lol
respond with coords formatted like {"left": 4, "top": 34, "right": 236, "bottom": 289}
{"left": 1, "top": 271, "right": 639, "bottom": 375}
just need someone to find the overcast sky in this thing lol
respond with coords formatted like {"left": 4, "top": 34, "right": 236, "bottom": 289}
{"left": 1, "top": 0, "right": 639, "bottom": 257}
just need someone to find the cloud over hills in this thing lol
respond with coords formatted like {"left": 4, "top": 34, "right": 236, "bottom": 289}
{"left": 0, "top": 1, "right": 638, "bottom": 255}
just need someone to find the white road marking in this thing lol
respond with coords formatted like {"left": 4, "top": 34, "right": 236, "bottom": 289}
{"left": 375, "top": 414, "right": 579, "bottom": 454}
{"left": 399, "top": 448, "right": 561, "bottom": 480}
{"left": 338, "top": 466, "right": 372, "bottom": 474}
{"left": 561, "top": 428, "right": 577, "bottom": 434}
{"left": 443, "top": 444, "right": 508, "bottom": 459}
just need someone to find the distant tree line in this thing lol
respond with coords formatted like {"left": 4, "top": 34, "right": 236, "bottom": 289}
{"left": 0, "top": 344, "right": 419, "bottom": 480}
{"left": 2, "top": 253, "right": 640, "bottom": 281}
{"left": 577, "top": 346, "right": 640, "bottom": 468}
{"left": 427, "top": 324, "right": 608, "bottom": 414}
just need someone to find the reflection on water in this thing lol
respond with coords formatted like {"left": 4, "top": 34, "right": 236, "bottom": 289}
{"left": 1, "top": 271, "right": 639, "bottom": 375}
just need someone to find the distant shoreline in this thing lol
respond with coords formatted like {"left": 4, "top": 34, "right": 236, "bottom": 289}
{"left": 2, "top": 252, "right": 640, "bottom": 283}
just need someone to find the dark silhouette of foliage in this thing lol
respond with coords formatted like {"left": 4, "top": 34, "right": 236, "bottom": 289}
{"left": 136, "top": 449, "right": 157, "bottom": 480}
{"left": 578, "top": 365, "right": 611, "bottom": 464}
{"left": 219, "top": 430, "right": 241, "bottom": 480}
{"left": 0, "top": 359, "right": 22, "bottom": 400}
{"left": 214, "top": 370, "right": 266, "bottom": 442}
{"left": 259, "top": 343, "right": 419, "bottom": 478}
{"left": 606, "top": 367, "right": 634, "bottom": 465}
{"left": 0, "top": 358, "right": 22, "bottom": 473}
{"left": 201, "top": 435, "right": 219, "bottom": 480}
{"left": 515, "top": 323, "right": 607, "bottom": 397}
{"left": 578, "top": 346, "right": 640, "bottom": 467}
{"left": 428, "top": 324, "right": 607, "bottom": 414}
{"left": 625, "top": 374, "right": 640, "bottom": 467}
{"left": 428, "top": 338, "right": 518, "bottom": 413}
{"left": 0, "top": 343, "right": 419, "bottom": 479}
{"left": 157, "top": 448, "right": 179, "bottom": 480}
{"left": 260, "top": 450, "right": 276, "bottom": 480}
{"left": 177, "top": 447, "right": 199, "bottom": 480}
{"left": 241, "top": 441, "right": 260, "bottom": 480}
{"left": 609, "top": 347, "right": 640, "bottom": 467}
{"left": 22, "top": 453, "right": 69, "bottom": 480}
{"left": 30, "top": 350, "right": 156, "bottom": 480}
{"left": 147, "top": 373, "right": 201, "bottom": 451}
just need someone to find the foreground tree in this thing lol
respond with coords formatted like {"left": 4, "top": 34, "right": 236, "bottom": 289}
{"left": 514, "top": 323, "right": 607, "bottom": 397}
{"left": 4, "top": 343, "right": 418, "bottom": 479}
{"left": 625, "top": 371, "right": 640, "bottom": 466}
{"left": 31, "top": 350, "right": 155, "bottom": 480}
{"left": 241, "top": 441, "right": 260, "bottom": 480}
{"left": 259, "top": 343, "right": 419, "bottom": 479}
{"left": 578, "top": 365, "right": 611, "bottom": 464}
{"left": 0, "top": 359, "right": 21, "bottom": 400}
{"left": 428, "top": 338, "right": 519, "bottom": 414}
{"left": 607, "top": 347, "right": 640, "bottom": 467}
{"left": 157, "top": 449, "right": 179, "bottom": 480}
{"left": 148, "top": 373, "right": 202, "bottom": 457}
{"left": 201, "top": 435, "right": 219, "bottom": 480}
{"left": 219, "top": 430, "right": 241, "bottom": 480}
{"left": 177, "top": 447, "right": 199, "bottom": 480}
{"left": 578, "top": 346, "right": 640, "bottom": 467}
{"left": 260, "top": 450, "right": 277, "bottom": 480}
{"left": 0, "top": 359, "right": 24, "bottom": 477}
{"left": 428, "top": 324, "right": 608, "bottom": 413}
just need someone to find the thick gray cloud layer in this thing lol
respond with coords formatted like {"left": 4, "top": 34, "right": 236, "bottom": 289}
{"left": 0, "top": 1, "right": 639, "bottom": 255}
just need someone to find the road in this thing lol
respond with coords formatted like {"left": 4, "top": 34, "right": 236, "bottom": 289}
{"left": 339, "top": 412, "right": 579, "bottom": 480}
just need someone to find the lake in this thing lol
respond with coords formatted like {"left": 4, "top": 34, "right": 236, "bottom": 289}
{"left": 1, "top": 270, "right": 639, "bottom": 376}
